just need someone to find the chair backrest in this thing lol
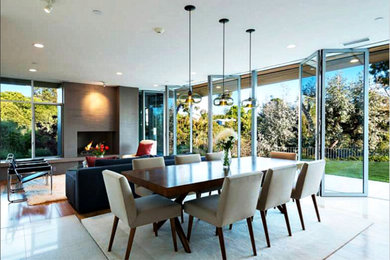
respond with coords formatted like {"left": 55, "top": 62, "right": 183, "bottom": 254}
{"left": 140, "top": 140, "right": 157, "bottom": 155}
{"left": 270, "top": 151, "right": 297, "bottom": 160}
{"left": 102, "top": 170, "right": 137, "bottom": 227}
{"left": 258, "top": 165, "right": 297, "bottom": 211}
{"left": 205, "top": 152, "right": 223, "bottom": 161}
{"left": 217, "top": 172, "right": 263, "bottom": 226}
{"left": 292, "top": 160, "right": 326, "bottom": 199}
{"left": 174, "top": 154, "right": 201, "bottom": 165}
{"left": 132, "top": 157, "right": 165, "bottom": 170}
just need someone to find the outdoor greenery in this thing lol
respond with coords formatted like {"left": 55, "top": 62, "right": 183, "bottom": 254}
{"left": 0, "top": 87, "right": 60, "bottom": 159}
{"left": 174, "top": 61, "right": 389, "bottom": 183}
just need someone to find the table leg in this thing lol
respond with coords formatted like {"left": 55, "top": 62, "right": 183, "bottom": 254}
{"left": 155, "top": 193, "right": 189, "bottom": 231}
{"left": 174, "top": 217, "right": 191, "bottom": 253}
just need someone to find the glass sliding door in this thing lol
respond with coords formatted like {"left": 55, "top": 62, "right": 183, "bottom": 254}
{"left": 300, "top": 49, "right": 369, "bottom": 196}
{"left": 208, "top": 75, "right": 241, "bottom": 157}
{"left": 140, "top": 91, "right": 165, "bottom": 155}
{"left": 321, "top": 50, "right": 369, "bottom": 196}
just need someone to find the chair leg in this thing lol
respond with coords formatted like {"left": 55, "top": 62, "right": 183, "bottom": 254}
{"left": 218, "top": 189, "right": 221, "bottom": 195}
{"left": 124, "top": 228, "right": 136, "bottom": 260}
{"left": 108, "top": 216, "right": 119, "bottom": 251}
{"left": 153, "top": 223, "right": 158, "bottom": 237}
{"left": 260, "top": 210, "right": 271, "bottom": 247}
{"left": 295, "top": 199, "right": 305, "bottom": 230}
{"left": 216, "top": 227, "right": 227, "bottom": 260}
{"left": 282, "top": 204, "right": 292, "bottom": 236}
{"left": 246, "top": 218, "right": 257, "bottom": 256}
{"left": 229, "top": 224, "right": 232, "bottom": 230}
{"left": 169, "top": 218, "right": 178, "bottom": 252}
{"left": 187, "top": 215, "right": 194, "bottom": 242}
{"left": 196, "top": 192, "right": 201, "bottom": 199}
{"left": 311, "top": 194, "right": 321, "bottom": 222}
{"left": 181, "top": 207, "right": 184, "bottom": 223}
{"left": 209, "top": 191, "right": 212, "bottom": 196}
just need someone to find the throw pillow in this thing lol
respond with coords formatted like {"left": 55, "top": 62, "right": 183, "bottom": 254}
{"left": 136, "top": 142, "right": 154, "bottom": 156}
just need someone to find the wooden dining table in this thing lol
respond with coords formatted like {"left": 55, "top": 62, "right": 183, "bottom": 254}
{"left": 121, "top": 156, "right": 299, "bottom": 253}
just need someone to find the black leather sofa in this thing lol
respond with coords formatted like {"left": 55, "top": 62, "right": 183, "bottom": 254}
{"left": 65, "top": 155, "right": 203, "bottom": 214}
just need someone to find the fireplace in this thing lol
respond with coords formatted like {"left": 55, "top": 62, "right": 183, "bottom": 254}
{"left": 77, "top": 131, "right": 118, "bottom": 156}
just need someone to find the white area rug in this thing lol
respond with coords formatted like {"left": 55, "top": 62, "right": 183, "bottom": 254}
{"left": 82, "top": 200, "right": 372, "bottom": 260}
{"left": 24, "top": 174, "right": 67, "bottom": 205}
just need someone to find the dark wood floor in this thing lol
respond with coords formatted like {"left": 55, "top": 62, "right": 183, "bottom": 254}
{"left": 0, "top": 180, "right": 105, "bottom": 228}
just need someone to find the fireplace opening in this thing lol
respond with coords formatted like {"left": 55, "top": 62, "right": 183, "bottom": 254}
{"left": 77, "top": 131, "right": 118, "bottom": 156}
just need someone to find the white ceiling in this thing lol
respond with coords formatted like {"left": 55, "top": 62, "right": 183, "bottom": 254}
{"left": 1, "top": 0, "right": 389, "bottom": 90}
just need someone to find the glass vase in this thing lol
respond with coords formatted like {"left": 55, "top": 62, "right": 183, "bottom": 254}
{"left": 223, "top": 149, "right": 232, "bottom": 168}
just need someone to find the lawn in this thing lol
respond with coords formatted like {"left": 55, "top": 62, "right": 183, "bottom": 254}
{"left": 325, "top": 160, "right": 389, "bottom": 183}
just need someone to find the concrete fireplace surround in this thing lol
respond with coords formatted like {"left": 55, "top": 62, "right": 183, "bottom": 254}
{"left": 63, "top": 82, "right": 139, "bottom": 158}
{"left": 0, "top": 82, "right": 139, "bottom": 180}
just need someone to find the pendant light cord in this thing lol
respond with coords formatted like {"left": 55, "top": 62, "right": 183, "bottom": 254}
{"left": 189, "top": 9, "right": 192, "bottom": 92}
{"left": 222, "top": 21, "right": 225, "bottom": 93}
{"left": 249, "top": 32, "right": 252, "bottom": 72}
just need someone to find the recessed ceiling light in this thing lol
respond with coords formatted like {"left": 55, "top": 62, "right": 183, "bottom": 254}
{"left": 191, "top": 72, "right": 196, "bottom": 75}
{"left": 29, "top": 68, "right": 37, "bottom": 72}
{"left": 287, "top": 44, "right": 296, "bottom": 49}
{"left": 44, "top": 0, "right": 53, "bottom": 13}
{"left": 350, "top": 58, "right": 359, "bottom": 63}
{"left": 374, "top": 17, "right": 384, "bottom": 21}
{"left": 153, "top": 27, "right": 165, "bottom": 34}
{"left": 216, "top": 85, "right": 221, "bottom": 89}
{"left": 92, "top": 9, "right": 102, "bottom": 15}
{"left": 33, "top": 43, "right": 44, "bottom": 48}
{"left": 153, "top": 84, "right": 159, "bottom": 87}
{"left": 116, "top": 72, "right": 123, "bottom": 75}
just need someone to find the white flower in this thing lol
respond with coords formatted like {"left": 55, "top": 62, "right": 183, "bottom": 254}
{"left": 215, "top": 128, "right": 237, "bottom": 144}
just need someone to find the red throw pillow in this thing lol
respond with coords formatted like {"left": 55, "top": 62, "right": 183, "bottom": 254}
{"left": 136, "top": 142, "right": 154, "bottom": 156}
{"left": 85, "top": 156, "right": 117, "bottom": 167}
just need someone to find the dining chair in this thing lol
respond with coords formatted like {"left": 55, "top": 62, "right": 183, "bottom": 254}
{"left": 291, "top": 160, "right": 325, "bottom": 230}
{"left": 270, "top": 151, "right": 297, "bottom": 160}
{"left": 174, "top": 154, "right": 201, "bottom": 165}
{"left": 205, "top": 152, "right": 223, "bottom": 161}
{"left": 132, "top": 157, "right": 165, "bottom": 197}
{"left": 257, "top": 165, "right": 297, "bottom": 247}
{"left": 205, "top": 152, "right": 223, "bottom": 195}
{"left": 102, "top": 170, "right": 182, "bottom": 259}
{"left": 184, "top": 171, "right": 263, "bottom": 260}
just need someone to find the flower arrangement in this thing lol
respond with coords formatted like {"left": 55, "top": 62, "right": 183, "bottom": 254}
{"left": 215, "top": 128, "right": 237, "bottom": 168}
{"left": 91, "top": 143, "right": 109, "bottom": 157}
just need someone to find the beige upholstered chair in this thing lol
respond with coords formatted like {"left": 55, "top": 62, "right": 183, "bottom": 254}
{"left": 102, "top": 170, "right": 181, "bottom": 259}
{"left": 121, "top": 140, "right": 157, "bottom": 158}
{"left": 257, "top": 165, "right": 297, "bottom": 247}
{"left": 270, "top": 151, "right": 297, "bottom": 160}
{"left": 132, "top": 157, "right": 165, "bottom": 197}
{"left": 205, "top": 152, "right": 223, "bottom": 161}
{"left": 205, "top": 152, "right": 223, "bottom": 195}
{"left": 174, "top": 154, "right": 201, "bottom": 165}
{"left": 291, "top": 160, "right": 325, "bottom": 230}
{"left": 184, "top": 172, "right": 263, "bottom": 259}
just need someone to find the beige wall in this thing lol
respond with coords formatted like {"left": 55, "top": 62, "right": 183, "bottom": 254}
{"left": 119, "top": 87, "right": 139, "bottom": 155}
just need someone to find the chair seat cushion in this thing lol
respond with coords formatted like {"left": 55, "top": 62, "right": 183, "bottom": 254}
{"left": 135, "top": 186, "right": 154, "bottom": 197}
{"left": 133, "top": 195, "right": 181, "bottom": 227}
{"left": 184, "top": 195, "right": 219, "bottom": 227}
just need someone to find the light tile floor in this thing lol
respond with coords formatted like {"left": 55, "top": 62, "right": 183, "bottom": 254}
{"left": 1, "top": 194, "right": 388, "bottom": 259}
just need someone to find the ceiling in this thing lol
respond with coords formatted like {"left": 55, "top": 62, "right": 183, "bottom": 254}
{"left": 1, "top": 0, "right": 389, "bottom": 90}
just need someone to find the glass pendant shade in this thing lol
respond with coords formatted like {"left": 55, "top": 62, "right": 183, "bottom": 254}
{"left": 213, "top": 92, "right": 234, "bottom": 106}
{"left": 178, "top": 90, "right": 202, "bottom": 105}
{"left": 241, "top": 97, "right": 259, "bottom": 108}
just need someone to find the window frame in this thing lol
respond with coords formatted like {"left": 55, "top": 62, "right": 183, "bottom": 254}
{"left": 0, "top": 78, "right": 64, "bottom": 159}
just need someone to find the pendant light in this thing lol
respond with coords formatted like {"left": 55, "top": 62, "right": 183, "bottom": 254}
{"left": 178, "top": 5, "right": 202, "bottom": 106}
{"left": 213, "top": 18, "right": 234, "bottom": 106}
{"left": 241, "top": 28, "right": 259, "bottom": 108}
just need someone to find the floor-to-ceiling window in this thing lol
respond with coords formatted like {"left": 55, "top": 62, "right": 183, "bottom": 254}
{"left": 192, "top": 84, "right": 209, "bottom": 155}
{"left": 0, "top": 78, "right": 63, "bottom": 159}
{"left": 256, "top": 67, "right": 299, "bottom": 156}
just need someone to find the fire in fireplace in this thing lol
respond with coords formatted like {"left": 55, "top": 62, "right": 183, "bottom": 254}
{"left": 77, "top": 131, "right": 118, "bottom": 156}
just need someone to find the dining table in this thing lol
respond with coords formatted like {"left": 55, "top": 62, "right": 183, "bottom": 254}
{"left": 121, "top": 156, "right": 300, "bottom": 253}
